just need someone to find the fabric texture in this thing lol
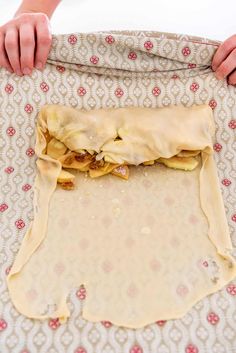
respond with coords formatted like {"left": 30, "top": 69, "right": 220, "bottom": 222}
{"left": 0, "top": 29, "right": 236, "bottom": 352}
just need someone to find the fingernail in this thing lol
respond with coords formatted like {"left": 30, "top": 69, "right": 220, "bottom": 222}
{"left": 23, "top": 67, "right": 32, "bottom": 75}
{"left": 35, "top": 62, "right": 43, "bottom": 70}
{"left": 211, "top": 65, "right": 216, "bottom": 71}
{"left": 16, "top": 69, "right": 23, "bottom": 76}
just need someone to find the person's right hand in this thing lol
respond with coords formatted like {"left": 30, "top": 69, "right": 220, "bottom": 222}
{"left": 0, "top": 12, "right": 52, "bottom": 76}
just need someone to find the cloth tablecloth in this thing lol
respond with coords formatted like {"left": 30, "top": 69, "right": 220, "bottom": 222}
{"left": 0, "top": 29, "right": 236, "bottom": 353}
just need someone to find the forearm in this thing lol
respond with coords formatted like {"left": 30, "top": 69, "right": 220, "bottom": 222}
{"left": 14, "top": 0, "right": 61, "bottom": 19}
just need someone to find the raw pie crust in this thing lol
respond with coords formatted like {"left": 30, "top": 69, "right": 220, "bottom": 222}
{"left": 7, "top": 103, "right": 236, "bottom": 328}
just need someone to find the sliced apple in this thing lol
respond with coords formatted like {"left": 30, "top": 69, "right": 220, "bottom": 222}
{"left": 47, "top": 137, "right": 67, "bottom": 159}
{"left": 177, "top": 150, "right": 201, "bottom": 158}
{"left": 157, "top": 156, "right": 199, "bottom": 171}
{"left": 142, "top": 160, "right": 155, "bottom": 166}
{"left": 89, "top": 162, "right": 120, "bottom": 178}
{"left": 111, "top": 165, "right": 129, "bottom": 180}
{"left": 57, "top": 169, "right": 75, "bottom": 190}
{"left": 58, "top": 151, "right": 94, "bottom": 170}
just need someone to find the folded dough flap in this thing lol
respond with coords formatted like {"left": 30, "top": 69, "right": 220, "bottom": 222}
{"left": 36, "top": 103, "right": 215, "bottom": 166}
{"left": 7, "top": 102, "right": 236, "bottom": 328}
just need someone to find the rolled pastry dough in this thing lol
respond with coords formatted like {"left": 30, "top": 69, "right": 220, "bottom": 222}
{"left": 7, "top": 104, "right": 236, "bottom": 328}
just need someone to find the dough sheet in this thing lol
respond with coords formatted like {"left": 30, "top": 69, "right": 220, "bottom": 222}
{"left": 7, "top": 103, "right": 236, "bottom": 328}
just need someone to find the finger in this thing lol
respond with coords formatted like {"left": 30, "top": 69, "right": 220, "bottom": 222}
{"left": 19, "top": 23, "right": 35, "bottom": 75}
{"left": 228, "top": 69, "right": 236, "bottom": 85}
{"left": 214, "top": 48, "right": 236, "bottom": 80}
{"left": 0, "top": 32, "right": 13, "bottom": 73}
{"left": 212, "top": 34, "right": 236, "bottom": 71}
{"left": 34, "top": 17, "right": 52, "bottom": 70}
{"left": 5, "top": 27, "right": 22, "bottom": 75}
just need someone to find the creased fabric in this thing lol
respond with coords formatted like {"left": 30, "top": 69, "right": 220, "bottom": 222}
{"left": 0, "top": 29, "right": 236, "bottom": 352}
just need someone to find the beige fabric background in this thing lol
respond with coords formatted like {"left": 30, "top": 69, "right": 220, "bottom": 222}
{"left": 0, "top": 30, "right": 236, "bottom": 352}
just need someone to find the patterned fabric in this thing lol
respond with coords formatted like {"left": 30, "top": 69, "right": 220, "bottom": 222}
{"left": 0, "top": 29, "right": 236, "bottom": 353}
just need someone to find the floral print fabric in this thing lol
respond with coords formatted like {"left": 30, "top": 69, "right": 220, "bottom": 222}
{"left": 0, "top": 29, "right": 236, "bottom": 353}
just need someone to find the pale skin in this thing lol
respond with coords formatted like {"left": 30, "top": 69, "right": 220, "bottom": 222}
{"left": 0, "top": 0, "right": 235, "bottom": 85}
{"left": 0, "top": 0, "right": 60, "bottom": 76}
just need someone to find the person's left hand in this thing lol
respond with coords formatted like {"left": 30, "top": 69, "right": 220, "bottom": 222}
{"left": 211, "top": 34, "right": 236, "bottom": 85}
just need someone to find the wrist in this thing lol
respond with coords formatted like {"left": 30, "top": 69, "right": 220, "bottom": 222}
{"left": 13, "top": 0, "right": 61, "bottom": 19}
{"left": 13, "top": 9, "right": 47, "bottom": 18}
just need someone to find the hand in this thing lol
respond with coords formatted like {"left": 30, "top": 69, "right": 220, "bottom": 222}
{"left": 212, "top": 34, "right": 236, "bottom": 85}
{"left": 0, "top": 12, "right": 52, "bottom": 76}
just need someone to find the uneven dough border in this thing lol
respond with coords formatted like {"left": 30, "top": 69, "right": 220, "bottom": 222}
{"left": 6, "top": 104, "right": 236, "bottom": 326}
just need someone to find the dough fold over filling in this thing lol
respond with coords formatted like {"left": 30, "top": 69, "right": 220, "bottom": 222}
{"left": 41, "top": 104, "right": 207, "bottom": 188}
{"left": 6, "top": 104, "right": 236, "bottom": 328}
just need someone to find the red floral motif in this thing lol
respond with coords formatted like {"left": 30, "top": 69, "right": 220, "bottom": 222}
{"left": 15, "top": 219, "right": 25, "bottom": 229}
{"left": 5, "top": 83, "right": 14, "bottom": 94}
{"left": 115, "top": 88, "right": 124, "bottom": 98}
{"left": 4, "top": 166, "right": 14, "bottom": 174}
{"left": 227, "top": 283, "right": 236, "bottom": 295}
{"left": 24, "top": 104, "right": 33, "bottom": 114}
{"left": 6, "top": 127, "right": 16, "bottom": 136}
{"left": 90, "top": 55, "right": 99, "bottom": 64}
{"left": 0, "top": 203, "right": 8, "bottom": 212}
{"left": 77, "top": 87, "right": 87, "bottom": 96}
{"left": 0, "top": 319, "right": 7, "bottom": 331}
{"left": 68, "top": 34, "right": 77, "bottom": 45}
{"left": 105, "top": 35, "right": 115, "bottom": 44}
{"left": 228, "top": 119, "right": 236, "bottom": 129}
{"left": 76, "top": 286, "right": 86, "bottom": 300}
{"left": 182, "top": 47, "right": 191, "bottom": 56}
{"left": 188, "top": 63, "right": 197, "bottom": 68}
{"left": 128, "top": 51, "right": 137, "bottom": 60}
{"left": 152, "top": 86, "right": 161, "bottom": 96}
{"left": 207, "top": 312, "right": 220, "bottom": 325}
{"left": 209, "top": 99, "right": 217, "bottom": 110}
{"left": 40, "top": 82, "right": 49, "bottom": 92}
{"left": 202, "top": 260, "right": 208, "bottom": 267}
{"left": 101, "top": 320, "right": 112, "bottom": 328}
{"left": 144, "top": 40, "right": 153, "bottom": 50}
{"left": 172, "top": 74, "right": 179, "bottom": 79}
{"left": 190, "top": 82, "right": 199, "bottom": 92}
{"left": 5, "top": 266, "right": 11, "bottom": 275}
{"left": 75, "top": 348, "right": 87, "bottom": 353}
{"left": 130, "top": 345, "right": 143, "bottom": 353}
{"left": 26, "top": 148, "right": 35, "bottom": 157}
{"left": 185, "top": 344, "right": 199, "bottom": 353}
{"left": 56, "top": 65, "right": 65, "bottom": 73}
{"left": 213, "top": 143, "right": 222, "bottom": 152}
{"left": 156, "top": 320, "right": 166, "bottom": 326}
{"left": 22, "top": 184, "right": 32, "bottom": 192}
{"left": 48, "top": 318, "right": 61, "bottom": 329}
{"left": 231, "top": 214, "right": 236, "bottom": 222}
{"left": 176, "top": 284, "right": 189, "bottom": 296}
{"left": 21, "top": 350, "right": 30, "bottom": 353}
{"left": 222, "top": 178, "right": 231, "bottom": 186}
